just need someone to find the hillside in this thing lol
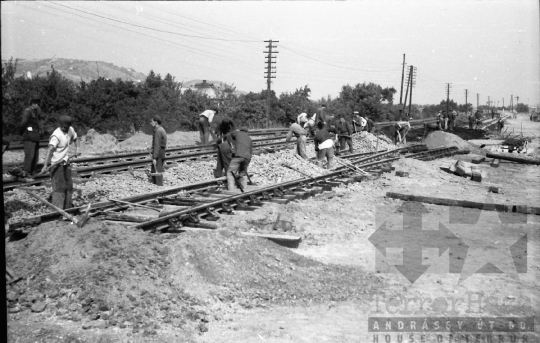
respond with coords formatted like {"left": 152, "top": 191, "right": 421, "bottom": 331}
{"left": 3, "top": 58, "right": 147, "bottom": 83}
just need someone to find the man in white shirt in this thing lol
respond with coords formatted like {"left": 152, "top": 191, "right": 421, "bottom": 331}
{"left": 199, "top": 107, "right": 218, "bottom": 144}
{"left": 41, "top": 115, "right": 80, "bottom": 209}
{"left": 352, "top": 111, "right": 367, "bottom": 132}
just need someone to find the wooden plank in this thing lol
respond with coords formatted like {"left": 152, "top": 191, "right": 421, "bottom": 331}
{"left": 385, "top": 192, "right": 512, "bottom": 213}
{"left": 104, "top": 212, "right": 157, "bottom": 222}
{"left": 486, "top": 152, "right": 540, "bottom": 165}
{"left": 395, "top": 171, "right": 409, "bottom": 177}
{"left": 490, "top": 159, "right": 500, "bottom": 168}
{"left": 488, "top": 186, "right": 501, "bottom": 193}
{"left": 471, "top": 156, "right": 486, "bottom": 164}
{"left": 471, "top": 167, "right": 482, "bottom": 182}
{"left": 240, "top": 232, "right": 301, "bottom": 248}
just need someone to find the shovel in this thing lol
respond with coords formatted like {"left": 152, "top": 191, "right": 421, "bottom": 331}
{"left": 24, "top": 190, "right": 91, "bottom": 228}
{"left": 230, "top": 171, "right": 245, "bottom": 193}
{"left": 31, "top": 153, "right": 81, "bottom": 180}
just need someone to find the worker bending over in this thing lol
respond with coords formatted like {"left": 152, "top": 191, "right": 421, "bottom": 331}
{"left": 199, "top": 107, "right": 218, "bottom": 144}
{"left": 394, "top": 121, "right": 411, "bottom": 145}
{"left": 41, "top": 115, "right": 79, "bottom": 209}
{"left": 286, "top": 116, "right": 309, "bottom": 159}
{"left": 150, "top": 116, "right": 167, "bottom": 186}
{"left": 214, "top": 118, "right": 235, "bottom": 178}
{"left": 314, "top": 122, "right": 336, "bottom": 169}
{"left": 225, "top": 128, "right": 253, "bottom": 191}
{"left": 336, "top": 115, "right": 354, "bottom": 154}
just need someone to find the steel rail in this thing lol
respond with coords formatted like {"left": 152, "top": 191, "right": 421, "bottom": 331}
{"left": 2, "top": 139, "right": 308, "bottom": 190}
{"left": 8, "top": 145, "right": 451, "bottom": 230}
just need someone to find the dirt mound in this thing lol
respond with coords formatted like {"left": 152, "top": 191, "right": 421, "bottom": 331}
{"left": 167, "top": 131, "right": 200, "bottom": 147}
{"left": 424, "top": 131, "right": 471, "bottom": 150}
{"left": 78, "top": 129, "right": 119, "bottom": 155}
{"left": 6, "top": 221, "right": 380, "bottom": 336}
{"left": 117, "top": 132, "right": 152, "bottom": 152}
{"left": 6, "top": 221, "right": 206, "bottom": 336}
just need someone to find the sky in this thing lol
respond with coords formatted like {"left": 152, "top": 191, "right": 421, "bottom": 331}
{"left": 2, "top": 0, "right": 539, "bottom": 108}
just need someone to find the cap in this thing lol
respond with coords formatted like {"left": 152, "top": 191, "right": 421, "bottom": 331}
{"left": 152, "top": 115, "right": 162, "bottom": 123}
{"left": 353, "top": 111, "right": 359, "bottom": 114}
{"left": 59, "top": 115, "right": 72, "bottom": 126}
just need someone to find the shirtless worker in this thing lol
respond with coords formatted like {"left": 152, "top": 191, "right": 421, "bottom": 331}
{"left": 314, "top": 122, "right": 337, "bottom": 169}
{"left": 41, "top": 115, "right": 80, "bottom": 209}
{"left": 286, "top": 116, "right": 309, "bottom": 159}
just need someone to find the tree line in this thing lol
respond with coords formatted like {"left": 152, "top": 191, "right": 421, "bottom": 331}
{"left": 3, "top": 57, "right": 419, "bottom": 139}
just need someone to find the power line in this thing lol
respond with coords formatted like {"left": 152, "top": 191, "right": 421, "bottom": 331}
{"left": 49, "top": 1, "right": 261, "bottom": 43}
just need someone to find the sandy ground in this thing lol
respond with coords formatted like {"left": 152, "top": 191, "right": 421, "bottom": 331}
{"left": 5, "top": 113, "right": 540, "bottom": 342}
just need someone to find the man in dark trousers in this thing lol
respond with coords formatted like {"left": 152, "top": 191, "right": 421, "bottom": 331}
{"left": 214, "top": 117, "right": 235, "bottom": 178}
{"left": 41, "top": 115, "right": 79, "bottom": 209}
{"left": 225, "top": 127, "right": 253, "bottom": 191}
{"left": 316, "top": 103, "right": 327, "bottom": 126}
{"left": 363, "top": 115, "right": 375, "bottom": 133}
{"left": 336, "top": 116, "right": 354, "bottom": 154}
{"left": 20, "top": 94, "right": 43, "bottom": 177}
{"left": 314, "top": 122, "right": 337, "bottom": 169}
{"left": 198, "top": 107, "right": 218, "bottom": 144}
{"left": 150, "top": 115, "right": 167, "bottom": 186}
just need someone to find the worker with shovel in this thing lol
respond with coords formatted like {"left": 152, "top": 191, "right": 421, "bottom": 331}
{"left": 150, "top": 115, "right": 167, "bottom": 186}
{"left": 40, "top": 115, "right": 80, "bottom": 209}
{"left": 286, "top": 115, "right": 309, "bottom": 159}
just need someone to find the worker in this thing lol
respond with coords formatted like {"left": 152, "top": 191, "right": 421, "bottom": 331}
{"left": 303, "top": 114, "right": 317, "bottom": 137}
{"left": 286, "top": 117, "right": 309, "bottom": 159}
{"left": 41, "top": 115, "right": 79, "bottom": 209}
{"left": 20, "top": 94, "right": 43, "bottom": 177}
{"left": 225, "top": 127, "right": 253, "bottom": 191}
{"left": 150, "top": 115, "right": 167, "bottom": 186}
{"left": 336, "top": 115, "right": 354, "bottom": 154}
{"left": 447, "top": 110, "right": 456, "bottom": 131}
{"left": 474, "top": 109, "right": 483, "bottom": 129}
{"left": 394, "top": 120, "right": 411, "bottom": 145}
{"left": 315, "top": 103, "right": 327, "bottom": 126}
{"left": 497, "top": 118, "right": 505, "bottom": 132}
{"left": 363, "top": 115, "right": 375, "bottom": 134}
{"left": 297, "top": 112, "right": 308, "bottom": 125}
{"left": 314, "top": 122, "right": 336, "bottom": 169}
{"left": 352, "top": 111, "right": 367, "bottom": 132}
{"left": 441, "top": 110, "right": 448, "bottom": 130}
{"left": 199, "top": 107, "right": 218, "bottom": 144}
{"left": 468, "top": 113, "right": 474, "bottom": 129}
{"left": 214, "top": 118, "right": 235, "bottom": 178}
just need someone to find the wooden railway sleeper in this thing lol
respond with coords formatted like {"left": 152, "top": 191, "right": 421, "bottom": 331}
{"left": 184, "top": 212, "right": 200, "bottom": 225}
{"left": 249, "top": 195, "right": 262, "bottom": 206}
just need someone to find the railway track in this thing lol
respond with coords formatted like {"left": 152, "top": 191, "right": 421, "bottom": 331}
{"left": 4, "top": 128, "right": 290, "bottom": 151}
{"left": 8, "top": 144, "right": 466, "bottom": 234}
{"left": 2, "top": 134, "right": 313, "bottom": 191}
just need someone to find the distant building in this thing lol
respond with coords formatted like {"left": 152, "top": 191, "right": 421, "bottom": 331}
{"left": 191, "top": 79, "right": 216, "bottom": 98}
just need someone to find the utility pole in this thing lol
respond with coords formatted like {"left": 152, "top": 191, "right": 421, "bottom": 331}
{"left": 477, "top": 93, "right": 479, "bottom": 109}
{"left": 511, "top": 94, "right": 513, "bottom": 113}
{"left": 264, "top": 40, "right": 279, "bottom": 128}
{"left": 488, "top": 96, "right": 490, "bottom": 111}
{"left": 408, "top": 66, "right": 417, "bottom": 117}
{"left": 465, "top": 89, "right": 468, "bottom": 117}
{"left": 446, "top": 83, "right": 452, "bottom": 117}
{"left": 402, "top": 66, "right": 412, "bottom": 117}
{"left": 399, "top": 54, "right": 406, "bottom": 118}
